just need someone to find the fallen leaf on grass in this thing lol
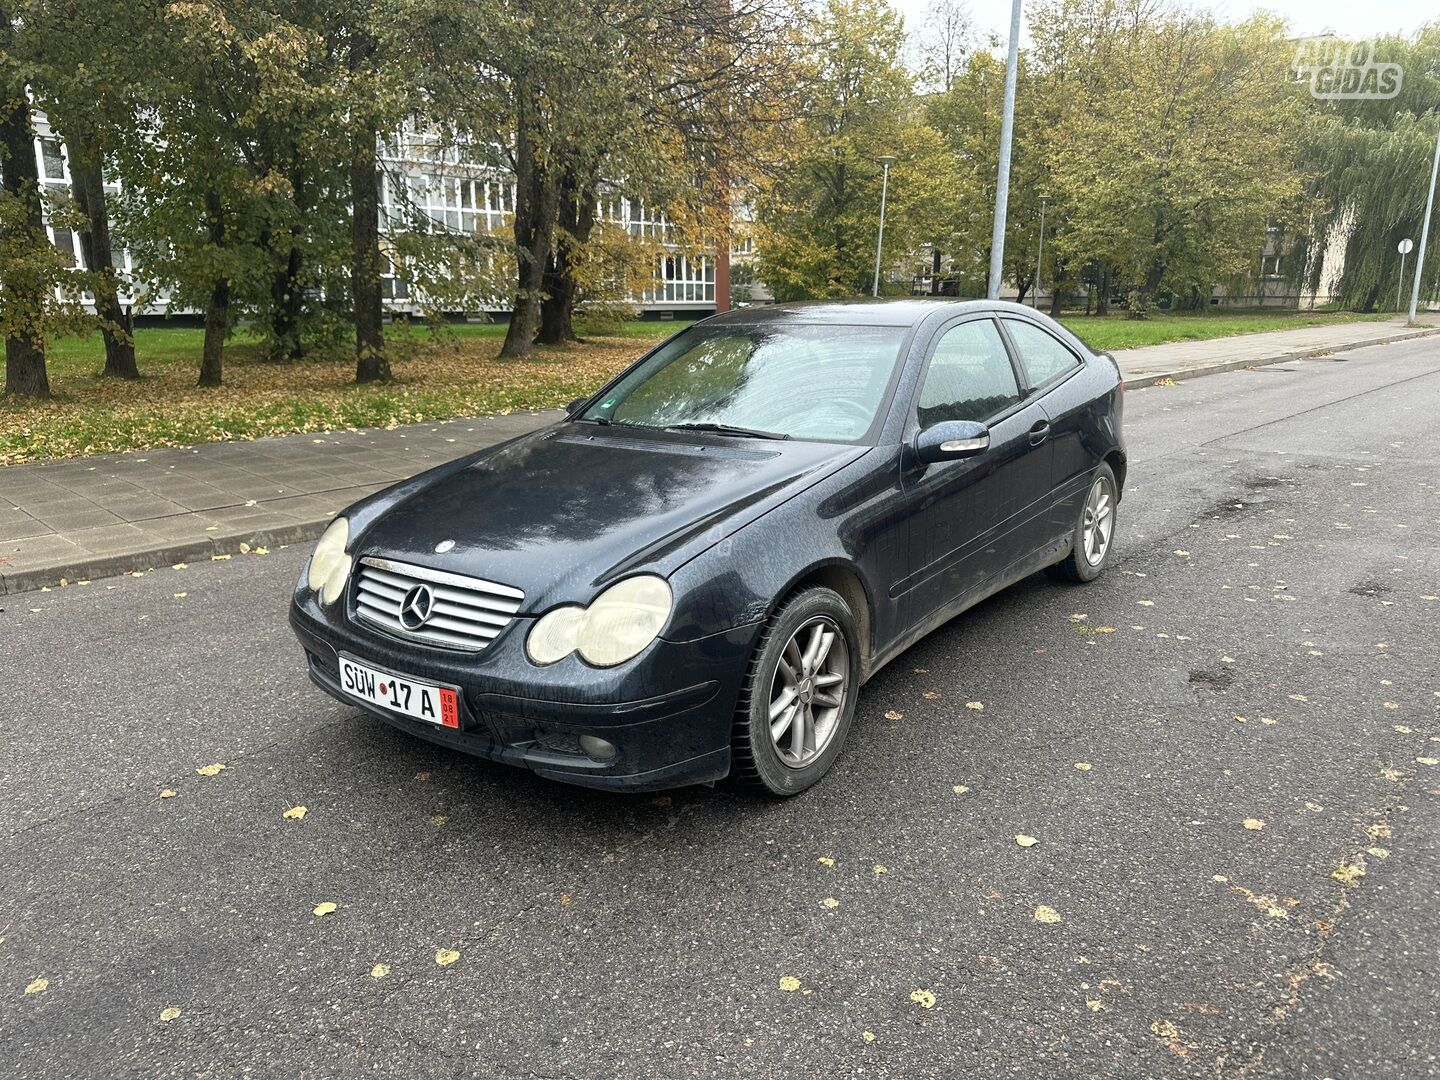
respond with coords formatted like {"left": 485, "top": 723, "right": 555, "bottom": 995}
{"left": 158, "top": 1006, "right": 181, "bottom": 1022}
{"left": 283, "top": 806, "right": 307, "bottom": 820}
{"left": 312, "top": 902, "right": 338, "bottom": 917}
{"left": 1033, "top": 905, "right": 1063, "bottom": 924}
{"left": 910, "top": 989, "right": 936, "bottom": 1009}
{"left": 435, "top": 949, "right": 460, "bottom": 967}
{"left": 195, "top": 763, "right": 225, "bottom": 777}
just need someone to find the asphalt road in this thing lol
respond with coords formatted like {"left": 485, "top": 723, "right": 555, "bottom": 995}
{"left": 3, "top": 338, "right": 1439, "bottom": 1079}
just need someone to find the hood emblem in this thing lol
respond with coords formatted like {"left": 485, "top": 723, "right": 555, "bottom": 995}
{"left": 434, "top": 539, "right": 455, "bottom": 554}
{"left": 399, "top": 584, "right": 435, "bottom": 630}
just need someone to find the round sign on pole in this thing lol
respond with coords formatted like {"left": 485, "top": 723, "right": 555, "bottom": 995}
{"left": 1398, "top": 238, "right": 1414, "bottom": 254}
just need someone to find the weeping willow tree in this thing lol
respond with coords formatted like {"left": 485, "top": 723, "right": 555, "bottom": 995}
{"left": 1294, "top": 27, "right": 1440, "bottom": 311}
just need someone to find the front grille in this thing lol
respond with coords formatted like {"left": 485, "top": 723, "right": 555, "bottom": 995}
{"left": 353, "top": 556, "right": 525, "bottom": 652}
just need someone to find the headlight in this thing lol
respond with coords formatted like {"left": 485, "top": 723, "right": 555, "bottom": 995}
{"left": 306, "top": 517, "right": 351, "bottom": 605}
{"left": 526, "top": 575, "right": 672, "bottom": 667}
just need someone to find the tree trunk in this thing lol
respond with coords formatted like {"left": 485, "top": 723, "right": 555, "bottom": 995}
{"left": 930, "top": 249, "right": 942, "bottom": 295}
{"left": 269, "top": 242, "right": 305, "bottom": 362}
{"left": 1049, "top": 272, "right": 1065, "bottom": 317}
{"left": 349, "top": 31, "right": 389, "bottom": 383}
{"left": 1095, "top": 264, "right": 1111, "bottom": 317}
{"left": 501, "top": 84, "right": 557, "bottom": 360}
{"left": 199, "top": 277, "right": 229, "bottom": 387}
{"left": 0, "top": 88, "right": 51, "bottom": 398}
{"left": 198, "top": 189, "right": 228, "bottom": 386}
{"left": 67, "top": 133, "right": 138, "bottom": 379}
{"left": 537, "top": 170, "right": 594, "bottom": 345}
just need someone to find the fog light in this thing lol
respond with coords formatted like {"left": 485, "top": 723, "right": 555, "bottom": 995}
{"left": 578, "top": 735, "right": 617, "bottom": 763}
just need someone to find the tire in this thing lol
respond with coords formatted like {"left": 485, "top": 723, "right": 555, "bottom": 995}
{"left": 730, "top": 586, "right": 861, "bottom": 796}
{"left": 1047, "top": 462, "right": 1118, "bottom": 583}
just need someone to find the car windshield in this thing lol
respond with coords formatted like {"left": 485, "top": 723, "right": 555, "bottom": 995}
{"left": 578, "top": 322, "right": 907, "bottom": 442}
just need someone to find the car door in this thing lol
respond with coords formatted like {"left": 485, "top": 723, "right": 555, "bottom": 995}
{"left": 895, "top": 315, "right": 1054, "bottom": 631}
{"left": 998, "top": 317, "right": 1090, "bottom": 542}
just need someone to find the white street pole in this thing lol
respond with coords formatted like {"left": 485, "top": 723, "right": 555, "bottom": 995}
{"left": 1398, "top": 249, "right": 1407, "bottom": 312}
{"left": 1409, "top": 121, "right": 1440, "bottom": 325}
{"left": 987, "top": 0, "right": 1023, "bottom": 300}
{"left": 1034, "top": 195, "right": 1048, "bottom": 308}
{"left": 873, "top": 156, "right": 894, "bottom": 298}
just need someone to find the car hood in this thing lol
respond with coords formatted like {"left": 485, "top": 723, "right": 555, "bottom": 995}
{"left": 352, "top": 424, "right": 867, "bottom": 608}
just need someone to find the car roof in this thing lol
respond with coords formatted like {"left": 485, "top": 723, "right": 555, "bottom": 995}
{"left": 703, "top": 298, "right": 1034, "bottom": 328}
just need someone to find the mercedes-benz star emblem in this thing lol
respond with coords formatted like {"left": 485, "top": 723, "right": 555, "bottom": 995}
{"left": 398, "top": 584, "right": 435, "bottom": 630}
{"left": 434, "top": 539, "right": 455, "bottom": 554}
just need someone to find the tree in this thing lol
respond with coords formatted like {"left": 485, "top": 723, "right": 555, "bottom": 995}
{"left": 755, "top": 0, "right": 961, "bottom": 300}
{"left": 912, "top": 0, "right": 972, "bottom": 93}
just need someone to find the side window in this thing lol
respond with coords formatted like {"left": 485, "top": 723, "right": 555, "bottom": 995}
{"left": 1004, "top": 319, "right": 1082, "bottom": 387}
{"left": 917, "top": 319, "right": 1021, "bottom": 428}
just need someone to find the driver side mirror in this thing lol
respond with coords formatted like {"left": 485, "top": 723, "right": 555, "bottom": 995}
{"left": 914, "top": 420, "right": 990, "bottom": 464}
{"left": 564, "top": 397, "right": 588, "bottom": 417}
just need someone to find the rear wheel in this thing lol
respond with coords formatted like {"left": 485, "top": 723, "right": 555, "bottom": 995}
{"left": 731, "top": 586, "right": 860, "bottom": 796}
{"left": 1048, "top": 463, "right": 1118, "bottom": 583}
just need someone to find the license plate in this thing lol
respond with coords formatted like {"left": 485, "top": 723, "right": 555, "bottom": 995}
{"left": 337, "top": 654, "right": 460, "bottom": 729}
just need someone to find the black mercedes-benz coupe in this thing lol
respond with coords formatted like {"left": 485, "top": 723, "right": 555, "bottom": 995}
{"left": 290, "top": 300, "right": 1125, "bottom": 795}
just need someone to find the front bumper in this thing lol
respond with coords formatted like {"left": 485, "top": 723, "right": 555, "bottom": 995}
{"left": 289, "top": 585, "right": 760, "bottom": 792}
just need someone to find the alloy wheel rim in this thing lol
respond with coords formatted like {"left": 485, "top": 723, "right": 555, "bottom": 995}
{"left": 1082, "top": 474, "right": 1114, "bottom": 566}
{"left": 768, "top": 616, "right": 849, "bottom": 769}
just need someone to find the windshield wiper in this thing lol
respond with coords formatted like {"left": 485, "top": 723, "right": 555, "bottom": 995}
{"left": 664, "top": 422, "right": 790, "bottom": 441}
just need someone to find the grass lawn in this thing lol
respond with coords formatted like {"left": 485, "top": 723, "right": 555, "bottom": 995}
{"left": 0, "top": 309, "right": 1393, "bottom": 466}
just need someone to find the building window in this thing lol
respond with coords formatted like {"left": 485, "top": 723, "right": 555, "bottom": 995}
{"left": 39, "top": 138, "right": 65, "bottom": 181}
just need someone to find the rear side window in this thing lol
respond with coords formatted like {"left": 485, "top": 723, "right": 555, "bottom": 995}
{"left": 917, "top": 319, "right": 1021, "bottom": 428}
{"left": 1004, "top": 319, "right": 1082, "bottom": 387}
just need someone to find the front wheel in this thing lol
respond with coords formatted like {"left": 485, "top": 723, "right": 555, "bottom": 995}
{"left": 730, "top": 586, "right": 860, "bottom": 796}
{"left": 1048, "top": 462, "right": 1118, "bottom": 583}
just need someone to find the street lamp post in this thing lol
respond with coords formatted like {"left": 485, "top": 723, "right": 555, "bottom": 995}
{"left": 1408, "top": 119, "right": 1440, "bottom": 325}
{"left": 1034, "top": 195, "right": 1049, "bottom": 309}
{"left": 987, "top": 0, "right": 1023, "bottom": 300}
{"left": 873, "top": 155, "right": 895, "bottom": 298}
{"left": 1397, "top": 238, "right": 1413, "bottom": 312}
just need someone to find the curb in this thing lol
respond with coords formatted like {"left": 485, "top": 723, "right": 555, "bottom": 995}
{"left": 5, "top": 326, "right": 1438, "bottom": 597}
{"left": 1120, "top": 326, "right": 1440, "bottom": 390}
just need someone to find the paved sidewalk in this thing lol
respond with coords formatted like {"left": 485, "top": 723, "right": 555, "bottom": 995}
{"left": 1, "top": 317, "right": 1436, "bottom": 594}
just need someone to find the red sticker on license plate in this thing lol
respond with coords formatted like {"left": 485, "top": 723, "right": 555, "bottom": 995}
{"left": 440, "top": 688, "right": 459, "bottom": 729}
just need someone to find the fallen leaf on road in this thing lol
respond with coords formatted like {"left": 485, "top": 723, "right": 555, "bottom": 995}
{"left": 159, "top": 789, "right": 176, "bottom": 799}
{"left": 429, "top": 814, "right": 448, "bottom": 826}
{"left": 1174, "top": 550, "right": 1190, "bottom": 557}
{"left": 910, "top": 989, "right": 936, "bottom": 1009}
{"left": 158, "top": 1006, "right": 181, "bottom": 1022}
{"left": 922, "top": 691, "right": 941, "bottom": 700}
{"left": 822, "top": 897, "right": 840, "bottom": 909}
{"left": 1136, "top": 599, "right": 1154, "bottom": 607}
{"left": 195, "top": 763, "right": 225, "bottom": 777}
{"left": 283, "top": 806, "right": 306, "bottom": 820}
{"left": 778, "top": 975, "right": 801, "bottom": 992}
{"left": 873, "top": 865, "right": 888, "bottom": 875}
{"left": 965, "top": 701, "right": 984, "bottom": 711}
{"left": 817, "top": 856, "right": 835, "bottom": 867}
{"left": 172, "top": 592, "right": 187, "bottom": 599}
{"left": 1418, "top": 757, "right": 1438, "bottom": 766}
{"left": 1087, "top": 999, "right": 1105, "bottom": 1012}
{"left": 1150, "top": 1019, "right": 1179, "bottom": 1039}
{"left": 952, "top": 784, "right": 970, "bottom": 794}
{"left": 1094, "top": 626, "right": 1116, "bottom": 633}
{"left": 211, "top": 554, "right": 231, "bottom": 562}
{"left": 1332, "top": 858, "right": 1366, "bottom": 886}
{"left": 1383, "top": 702, "right": 1399, "bottom": 710}
{"left": 1367, "top": 847, "right": 1389, "bottom": 859}
{"left": 1074, "top": 762, "right": 1092, "bottom": 771}
{"left": 1033, "top": 905, "right": 1063, "bottom": 924}
{"left": 370, "top": 964, "right": 390, "bottom": 979}
{"left": 435, "top": 949, "right": 460, "bottom": 967}
{"left": 1243, "top": 818, "right": 1265, "bottom": 831}
{"left": 884, "top": 709, "right": 903, "bottom": 721}
{"left": 312, "top": 902, "right": 337, "bottom": 917}
{"left": 1015, "top": 835, "right": 1038, "bottom": 848}
{"left": 1395, "top": 725, "right": 1413, "bottom": 734}
{"left": 24, "top": 978, "right": 47, "bottom": 995}
{"left": 862, "top": 1030, "right": 876, "bottom": 1042}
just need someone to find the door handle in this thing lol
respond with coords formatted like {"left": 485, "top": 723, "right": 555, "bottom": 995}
{"left": 1029, "top": 420, "right": 1051, "bottom": 446}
